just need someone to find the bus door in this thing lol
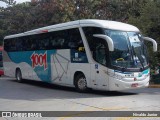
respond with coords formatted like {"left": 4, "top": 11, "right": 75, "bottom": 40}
{"left": 91, "top": 64, "right": 109, "bottom": 90}
{"left": 91, "top": 38, "right": 109, "bottom": 90}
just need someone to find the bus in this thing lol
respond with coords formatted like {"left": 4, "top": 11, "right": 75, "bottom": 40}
{"left": 0, "top": 46, "right": 4, "bottom": 76}
{"left": 3, "top": 19, "right": 157, "bottom": 92}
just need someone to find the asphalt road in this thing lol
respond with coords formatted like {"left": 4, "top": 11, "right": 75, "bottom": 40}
{"left": 0, "top": 76, "right": 160, "bottom": 120}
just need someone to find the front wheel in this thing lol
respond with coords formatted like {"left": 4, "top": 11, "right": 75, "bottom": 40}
{"left": 75, "top": 74, "right": 88, "bottom": 92}
{"left": 16, "top": 69, "right": 23, "bottom": 83}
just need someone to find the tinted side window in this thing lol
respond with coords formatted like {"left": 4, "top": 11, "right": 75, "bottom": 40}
{"left": 83, "top": 27, "right": 110, "bottom": 66}
{"left": 49, "top": 30, "right": 69, "bottom": 49}
{"left": 4, "top": 37, "right": 29, "bottom": 52}
{"left": 82, "top": 27, "right": 104, "bottom": 51}
{"left": 16, "top": 37, "right": 24, "bottom": 51}
{"left": 4, "top": 39, "right": 10, "bottom": 51}
{"left": 93, "top": 39, "right": 109, "bottom": 66}
{"left": 28, "top": 33, "right": 50, "bottom": 50}
{"left": 4, "top": 28, "right": 84, "bottom": 52}
{"left": 69, "top": 28, "right": 88, "bottom": 63}
{"left": 4, "top": 38, "right": 17, "bottom": 52}
{"left": 68, "top": 28, "right": 84, "bottom": 49}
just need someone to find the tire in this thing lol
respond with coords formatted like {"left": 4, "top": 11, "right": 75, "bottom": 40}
{"left": 16, "top": 69, "right": 23, "bottom": 83}
{"left": 75, "top": 73, "right": 88, "bottom": 92}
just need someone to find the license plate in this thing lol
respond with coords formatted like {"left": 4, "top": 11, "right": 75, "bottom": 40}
{"left": 131, "top": 83, "right": 138, "bottom": 87}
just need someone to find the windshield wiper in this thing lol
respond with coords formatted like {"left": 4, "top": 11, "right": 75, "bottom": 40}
{"left": 132, "top": 46, "right": 144, "bottom": 70}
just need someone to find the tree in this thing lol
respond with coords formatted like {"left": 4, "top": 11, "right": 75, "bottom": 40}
{"left": 128, "top": 0, "right": 160, "bottom": 67}
{"left": 0, "top": 0, "right": 16, "bottom": 6}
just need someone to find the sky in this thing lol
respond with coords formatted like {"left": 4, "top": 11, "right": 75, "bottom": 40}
{"left": 0, "top": 0, "right": 31, "bottom": 7}
{"left": 16, "top": 0, "right": 31, "bottom": 3}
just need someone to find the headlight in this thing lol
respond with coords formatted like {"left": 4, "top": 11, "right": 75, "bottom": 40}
{"left": 107, "top": 71, "right": 123, "bottom": 80}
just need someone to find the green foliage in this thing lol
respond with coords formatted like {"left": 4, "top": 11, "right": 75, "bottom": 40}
{"left": 0, "top": 0, "right": 159, "bottom": 66}
{"left": 128, "top": 0, "right": 160, "bottom": 67}
{"left": 0, "top": 0, "right": 16, "bottom": 6}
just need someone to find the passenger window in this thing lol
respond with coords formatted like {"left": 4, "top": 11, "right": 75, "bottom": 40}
{"left": 4, "top": 39, "right": 10, "bottom": 51}
{"left": 93, "top": 38, "right": 108, "bottom": 66}
{"left": 83, "top": 27, "right": 109, "bottom": 66}
{"left": 68, "top": 28, "right": 85, "bottom": 52}
{"left": 16, "top": 38, "right": 23, "bottom": 51}
{"left": 82, "top": 27, "right": 104, "bottom": 51}
{"left": 4, "top": 28, "right": 84, "bottom": 51}
{"left": 10, "top": 39, "right": 16, "bottom": 51}
{"left": 49, "top": 30, "right": 69, "bottom": 49}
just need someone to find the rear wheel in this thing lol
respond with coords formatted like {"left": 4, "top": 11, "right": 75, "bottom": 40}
{"left": 16, "top": 69, "right": 23, "bottom": 83}
{"left": 75, "top": 73, "right": 88, "bottom": 92}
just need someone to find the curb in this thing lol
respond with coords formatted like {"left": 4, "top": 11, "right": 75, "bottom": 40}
{"left": 148, "top": 84, "right": 160, "bottom": 88}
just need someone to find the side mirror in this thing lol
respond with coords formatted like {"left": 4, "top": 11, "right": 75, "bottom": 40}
{"left": 93, "top": 34, "right": 114, "bottom": 51}
{"left": 143, "top": 37, "right": 157, "bottom": 52}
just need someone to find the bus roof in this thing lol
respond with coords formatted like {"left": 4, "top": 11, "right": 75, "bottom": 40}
{"left": 4, "top": 19, "right": 139, "bottom": 39}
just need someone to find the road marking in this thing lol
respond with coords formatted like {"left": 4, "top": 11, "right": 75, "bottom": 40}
{"left": 58, "top": 111, "right": 94, "bottom": 120}
{"left": 114, "top": 117, "right": 133, "bottom": 120}
{"left": 58, "top": 106, "right": 128, "bottom": 120}
{"left": 84, "top": 106, "right": 128, "bottom": 111}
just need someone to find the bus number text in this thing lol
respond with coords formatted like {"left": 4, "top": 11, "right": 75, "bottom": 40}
{"left": 31, "top": 52, "right": 47, "bottom": 70}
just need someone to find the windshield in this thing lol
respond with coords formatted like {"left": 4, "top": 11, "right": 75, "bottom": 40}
{"left": 105, "top": 30, "right": 149, "bottom": 70}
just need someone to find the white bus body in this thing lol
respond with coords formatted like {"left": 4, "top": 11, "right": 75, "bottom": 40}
{"left": 3, "top": 19, "right": 157, "bottom": 92}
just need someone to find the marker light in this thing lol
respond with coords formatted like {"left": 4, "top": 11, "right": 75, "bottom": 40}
{"left": 41, "top": 30, "right": 48, "bottom": 33}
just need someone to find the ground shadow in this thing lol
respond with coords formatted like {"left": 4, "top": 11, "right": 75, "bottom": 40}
{"left": 0, "top": 77, "right": 138, "bottom": 101}
{"left": 11, "top": 79, "right": 137, "bottom": 96}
